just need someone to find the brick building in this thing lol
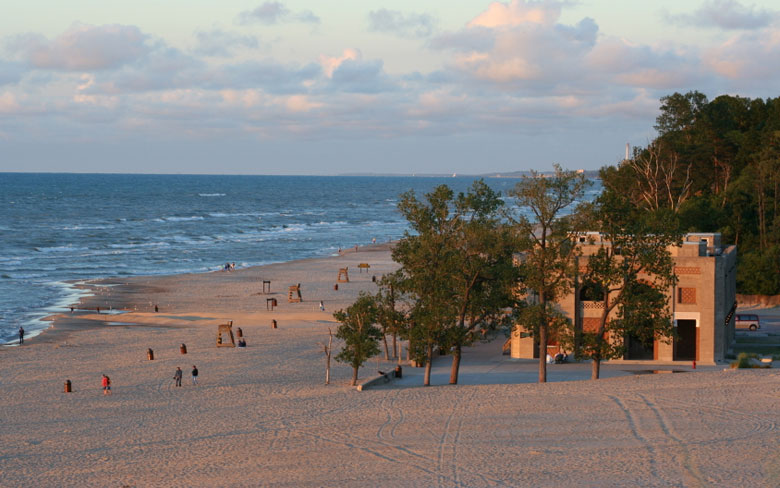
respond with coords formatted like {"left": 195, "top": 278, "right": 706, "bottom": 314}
{"left": 510, "top": 233, "right": 737, "bottom": 365}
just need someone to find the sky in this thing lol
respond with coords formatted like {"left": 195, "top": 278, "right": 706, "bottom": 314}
{"left": 1, "top": 0, "right": 779, "bottom": 175}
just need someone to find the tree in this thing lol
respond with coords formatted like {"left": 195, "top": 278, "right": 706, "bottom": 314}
{"left": 394, "top": 185, "right": 457, "bottom": 386}
{"left": 579, "top": 188, "right": 680, "bottom": 380}
{"left": 508, "top": 165, "right": 588, "bottom": 383}
{"left": 317, "top": 328, "right": 334, "bottom": 385}
{"left": 393, "top": 181, "right": 518, "bottom": 385}
{"left": 441, "top": 181, "right": 519, "bottom": 384}
{"left": 334, "top": 293, "right": 382, "bottom": 386}
{"left": 374, "top": 271, "right": 407, "bottom": 361}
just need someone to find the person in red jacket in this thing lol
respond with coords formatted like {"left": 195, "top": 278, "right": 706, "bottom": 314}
{"left": 102, "top": 374, "right": 111, "bottom": 395}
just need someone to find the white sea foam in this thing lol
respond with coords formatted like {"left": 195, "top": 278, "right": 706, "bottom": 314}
{"left": 198, "top": 193, "right": 226, "bottom": 197}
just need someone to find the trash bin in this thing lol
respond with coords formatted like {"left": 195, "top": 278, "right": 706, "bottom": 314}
{"left": 64, "top": 380, "right": 72, "bottom": 393}
{"left": 147, "top": 348, "right": 154, "bottom": 360}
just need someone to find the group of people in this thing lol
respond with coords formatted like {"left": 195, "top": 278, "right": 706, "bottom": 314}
{"left": 223, "top": 262, "right": 236, "bottom": 271}
{"left": 173, "top": 366, "right": 198, "bottom": 387}
{"left": 100, "top": 365, "right": 199, "bottom": 395}
{"left": 546, "top": 351, "right": 569, "bottom": 364}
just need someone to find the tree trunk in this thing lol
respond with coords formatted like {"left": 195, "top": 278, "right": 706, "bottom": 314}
{"left": 538, "top": 323, "right": 548, "bottom": 383}
{"left": 591, "top": 357, "right": 601, "bottom": 380}
{"left": 392, "top": 334, "right": 398, "bottom": 359}
{"left": 449, "top": 344, "right": 462, "bottom": 384}
{"left": 423, "top": 343, "right": 433, "bottom": 386}
{"left": 351, "top": 366, "right": 358, "bottom": 386}
{"left": 406, "top": 338, "right": 411, "bottom": 362}
{"left": 383, "top": 334, "right": 390, "bottom": 360}
{"left": 538, "top": 296, "right": 548, "bottom": 383}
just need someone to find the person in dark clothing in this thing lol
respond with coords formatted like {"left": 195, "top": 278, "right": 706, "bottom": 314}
{"left": 173, "top": 367, "right": 183, "bottom": 387}
{"left": 191, "top": 365, "right": 199, "bottom": 385}
{"left": 18, "top": 327, "right": 24, "bottom": 345}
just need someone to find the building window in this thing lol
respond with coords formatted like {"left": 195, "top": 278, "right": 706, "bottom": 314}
{"left": 678, "top": 287, "right": 696, "bottom": 304}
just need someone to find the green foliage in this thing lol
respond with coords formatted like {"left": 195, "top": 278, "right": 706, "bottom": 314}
{"left": 577, "top": 189, "right": 680, "bottom": 378}
{"left": 334, "top": 293, "right": 382, "bottom": 385}
{"left": 392, "top": 180, "right": 520, "bottom": 384}
{"left": 507, "top": 165, "right": 588, "bottom": 382}
{"left": 731, "top": 352, "right": 770, "bottom": 369}
{"left": 604, "top": 92, "right": 780, "bottom": 294}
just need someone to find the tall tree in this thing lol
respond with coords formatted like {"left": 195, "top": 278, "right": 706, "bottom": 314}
{"left": 374, "top": 271, "right": 407, "bottom": 361}
{"left": 334, "top": 293, "right": 382, "bottom": 386}
{"left": 442, "top": 181, "right": 518, "bottom": 384}
{"left": 393, "top": 181, "right": 518, "bottom": 385}
{"left": 394, "top": 185, "right": 458, "bottom": 386}
{"left": 508, "top": 165, "right": 588, "bottom": 383}
{"left": 579, "top": 188, "right": 680, "bottom": 380}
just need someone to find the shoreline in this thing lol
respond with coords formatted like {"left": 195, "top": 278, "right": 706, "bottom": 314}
{"left": 29, "top": 241, "right": 398, "bottom": 345}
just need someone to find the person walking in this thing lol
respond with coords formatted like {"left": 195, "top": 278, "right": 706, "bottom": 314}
{"left": 319, "top": 300, "right": 325, "bottom": 312}
{"left": 102, "top": 374, "right": 111, "bottom": 395}
{"left": 173, "top": 367, "right": 183, "bottom": 387}
{"left": 191, "top": 365, "right": 199, "bottom": 385}
{"left": 18, "top": 326, "right": 24, "bottom": 345}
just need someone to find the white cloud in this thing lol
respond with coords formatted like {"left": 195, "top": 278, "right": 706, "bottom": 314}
{"left": 368, "top": 9, "right": 437, "bottom": 38}
{"left": 665, "top": 0, "right": 778, "bottom": 30}
{"left": 468, "top": 0, "right": 566, "bottom": 28}
{"left": 237, "top": 2, "right": 320, "bottom": 25}
{"left": 319, "top": 49, "right": 361, "bottom": 78}
{"left": 9, "top": 23, "right": 149, "bottom": 71}
{"left": 193, "top": 29, "right": 259, "bottom": 57}
{"left": 0, "top": 91, "right": 21, "bottom": 113}
{"left": 703, "top": 30, "right": 780, "bottom": 81}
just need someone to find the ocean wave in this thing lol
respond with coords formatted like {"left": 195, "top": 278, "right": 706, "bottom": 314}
{"left": 154, "top": 216, "right": 205, "bottom": 222}
{"left": 199, "top": 193, "right": 226, "bottom": 197}
{"left": 61, "top": 224, "right": 114, "bottom": 231}
{"left": 33, "top": 245, "right": 90, "bottom": 253}
{"left": 109, "top": 241, "right": 172, "bottom": 250}
{"left": 208, "top": 212, "right": 264, "bottom": 218}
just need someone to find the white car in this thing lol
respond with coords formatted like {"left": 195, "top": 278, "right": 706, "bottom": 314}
{"left": 735, "top": 314, "right": 761, "bottom": 331}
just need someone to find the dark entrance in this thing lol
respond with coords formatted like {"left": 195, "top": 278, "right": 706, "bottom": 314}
{"left": 625, "top": 333, "right": 654, "bottom": 360}
{"left": 674, "top": 319, "right": 697, "bottom": 361}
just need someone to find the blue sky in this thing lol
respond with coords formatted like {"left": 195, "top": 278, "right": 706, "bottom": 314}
{"left": 1, "top": 0, "right": 779, "bottom": 174}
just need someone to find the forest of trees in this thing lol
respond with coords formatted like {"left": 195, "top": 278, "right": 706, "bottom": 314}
{"left": 601, "top": 91, "right": 780, "bottom": 294}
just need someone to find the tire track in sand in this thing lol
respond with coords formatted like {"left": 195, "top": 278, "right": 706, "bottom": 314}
{"left": 636, "top": 393, "right": 711, "bottom": 488}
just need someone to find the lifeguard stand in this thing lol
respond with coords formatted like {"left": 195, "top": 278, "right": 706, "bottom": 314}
{"left": 337, "top": 267, "right": 349, "bottom": 283}
{"left": 288, "top": 283, "right": 302, "bottom": 302}
{"left": 217, "top": 321, "right": 236, "bottom": 347}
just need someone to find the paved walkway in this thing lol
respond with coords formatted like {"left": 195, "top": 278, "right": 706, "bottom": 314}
{"left": 382, "top": 339, "right": 725, "bottom": 387}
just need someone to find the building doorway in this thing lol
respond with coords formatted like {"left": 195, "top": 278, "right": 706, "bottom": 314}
{"left": 625, "top": 333, "right": 654, "bottom": 360}
{"left": 674, "top": 319, "right": 697, "bottom": 361}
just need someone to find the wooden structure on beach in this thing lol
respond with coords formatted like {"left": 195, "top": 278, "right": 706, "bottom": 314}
{"left": 358, "top": 263, "right": 370, "bottom": 273}
{"left": 288, "top": 283, "right": 302, "bottom": 303}
{"left": 337, "top": 267, "right": 349, "bottom": 283}
{"left": 217, "top": 321, "right": 236, "bottom": 347}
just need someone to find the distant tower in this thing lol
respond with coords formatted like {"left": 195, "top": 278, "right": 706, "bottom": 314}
{"left": 625, "top": 143, "right": 630, "bottom": 160}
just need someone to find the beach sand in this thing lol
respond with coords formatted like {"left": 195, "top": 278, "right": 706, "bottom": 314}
{"left": 1, "top": 244, "right": 779, "bottom": 487}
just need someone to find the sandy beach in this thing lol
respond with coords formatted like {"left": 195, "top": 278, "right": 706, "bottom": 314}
{"left": 1, "top": 245, "right": 779, "bottom": 487}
